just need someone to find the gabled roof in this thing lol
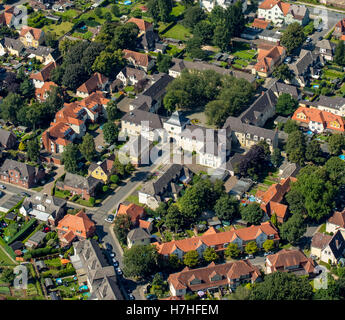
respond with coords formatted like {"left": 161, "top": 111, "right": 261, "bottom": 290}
{"left": 267, "top": 249, "right": 315, "bottom": 273}
{"left": 121, "top": 109, "right": 163, "bottom": 129}
{"left": 20, "top": 26, "right": 43, "bottom": 41}
{"left": 292, "top": 106, "right": 345, "bottom": 132}
{"left": 58, "top": 172, "right": 101, "bottom": 191}
{"left": 252, "top": 18, "right": 270, "bottom": 29}
{"left": 327, "top": 231, "right": 345, "bottom": 260}
{"left": 57, "top": 210, "right": 95, "bottom": 235}
{"left": 165, "top": 111, "right": 189, "bottom": 127}
{"left": 127, "top": 17, "right": 153, "bottom": 32}
{"left": 127, "top": 227, "right": 151, "bottom": 242}
{"left": 123, "top": 49, "right": 151, "bottom": 67}
{"left": 328, "top": 208, "right": 345, "bottom": 228}
{"left": 290, "top": 49, "right": 315, "bottom": 76}
{"left": 259, "top": 0, "right": 290, "bottom": 15}
{"left": 76, "top": 72, "right": 108, "bottom": 94}
{"left": 0, "top": 159, "right": 42, "bottom": 180}
{"left": 30, "top": 61, "right": 57, "bottom": 82}
{"left": 117, "top": 203, "right": 145, "bottom": 224}
{"left": 155, "top": 222, "right": 279, "bottom": 255}
{"left": 311, "top": 232, "right": 332, "bottom": 250}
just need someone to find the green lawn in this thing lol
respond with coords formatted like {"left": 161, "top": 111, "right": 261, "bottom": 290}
{"left": 55, "top": 9, "right": 80, "bottom": 20}
{"left": 43, "top": 22, "right": 74, "bottom": 38}
{"left": 166, "top": 44, "right": 183, "bottom": 57}
{"left": 323, "top": 69, "right": 344, "bottom": 79}
{"left": 0, "top": 246, "right": 15, "bottom": 266}
{"left": 170, "top": 3, "right": 185, "bottom": 17}
{"left": 162, "top": 24, "right": 191, "bottom": 41}
{"left": 125, "top": 194, "right": 140, "bottom": 206}
{"left": 233, "top": 50, "right": 257, "bottom": 60}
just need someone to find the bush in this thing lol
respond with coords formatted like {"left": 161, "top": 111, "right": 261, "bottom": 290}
{"left": 102, "top": 185, "right": 109, "bottom": 192}
{"left": 89, "top": 197, "right": 95, "bottom": 206}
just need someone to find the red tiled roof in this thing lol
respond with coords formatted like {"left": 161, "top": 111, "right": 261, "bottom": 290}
{"left": 30, "top": 61, "right": 57, "bottom": 82}
{"left": 139, "top": 219, "right": 152, "bottom": 230}
{"left": 118, "top": 203, "right": 145, "bottom": 225}
{"left": 328, "top": 208, "right": 345, "bottom": 228}
{"left": 123, "top": 49, "right": 151, "bottom": 67}
{"left": 155, "top": 222, "right": 279, "bottom": 255}
{"left": 35, "top": 81, "right": 57, "bottom": 101}
{"left": 76, "top": 72, "right": 108, "bottom": 95}
{"left": 292, "top": 106, "right": 345, "bottom": 132}
{"left": 267, "top": 249, "right": 315, "bottom": 273}
{"left": 252, "top": 18, "right": 270, "bottom": 29}
{"left": 20, "top": 26, "right": 43, "bottom": 41}
{"left": 255, "top": 45, "right": 285, "bottom": 73}
{"left": 168, "top": 260, "right": 261, "bottom": 294}
{"left": 259, "top": 0, "right": 290, "bottom": 15}
{"left": 127, "top": 17, "right": 153, "bottom": 32}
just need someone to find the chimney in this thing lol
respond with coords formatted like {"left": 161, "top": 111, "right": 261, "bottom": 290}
{"left": 336, "top": 239, "right": 340, "bottom": 250}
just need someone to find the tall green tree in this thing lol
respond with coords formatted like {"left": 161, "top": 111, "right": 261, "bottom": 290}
{"left": 276, "top": 93, "right": 298, "bottom": 116}
{"left": 103, "top": 121, "right": 119, "bottom": 145}
{"left": 305, "top": 140, "right": 325, "bottom": 164}
{"left": 62, "top": 143, "right": 80, "bottom": 173}
{"left": 280, "top": 213, "right": 306, "bottom": 244}
{"left": 241, "top": 203, "right": 264, "bottom": 225}
{"left": 245, "top": 241, "right": 258, "bottom": 255}
{"left": 183, "top": 250, "right": 200, "bottom": 268}
{"left": 27, "top": 138, "right": 40, "bottom": 162}
{"left": 106, "top": 100, "right": 119, "bottom": 121}
{"left": 123, "top": 245, "right": 159, "bottom": 279}
{"left": 285, "top": 130, "right": 306, "bottom": 165}
{"left": 79, "top": 133, "right": 96, "bottom": 162}
{"left": 225, "top": 243, "right": 241, "bottom": 258}
{"left": 113, "top": 214, "right": 131, "bottom": 245}
{"left": 328, "top": 133, "right": 345, "bottom": 155}
{"left": 334, "top": 40, "right": 345, "bottom": 66}
{"left": 281, "top": 22, "right": 306, "bottom": 53}
{"left": 272, "top": 64, "right": 294, "bottom": 81}
{"left": 203, "top": 247, "right": 219, "bottom": 262}
{"left": 165, "top": 204, "right": 184, "bottom": 233}
{"left": 249, "top": 272, "right": 313, "bottom": 300}
{"left": 214, "top": 194, "right": 238, "bottom": 222}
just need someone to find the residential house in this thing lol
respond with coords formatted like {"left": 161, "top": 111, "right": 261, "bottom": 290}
{"left": 292, "top": 106, "right": 345, "bottom": 133}
{"left": 25, "top": 230, "right": 46, "bottom": 249}
{"left": 333, "top": 18, "right": 345, "bottom": 39}
{"left": 257, "top": 29, "right": 281, "bottom": 43}
{"left": 20, "top": 193, "right": 67, "bottom": 226}
{"left": 0, "top": 159, "right": 45, "bottom": 188}
{"left": 139, "top": 30, "right": 159, "bottom": 52}
{"left": 0, "top": 5, "right": 24, "bottom": 27}
{"left": 139, "top": 164, "right": 192, "bottom": 209}
{"left": 76, "top": 72, "right": 109, "bottom": 98}
{"left": 116, "top": 67, "right": 147, "bottom": 87}
{"left": 253, "top": 44, "right": 286, "bottom": 77}
{"left": 289, "top": 49, "right": 318, "bottom": 87}
{"left": 0, "top": 37, "right": 24, "bottom": 57}
{"left": 270, "top": 79, "right": 300, "bottom": 100}
{"left": 168, "top": 260, "right": 261, "bottom": 296}
{"left": 116, "top": 202, "right": 146, "bottom": 227}
{"left": 35, "top": 81, "right": 57, "bottom": 102}
{"left": 78, "top": 91, "right": 110, "bottom": 122}
{"left": 128, "top": 73, "right": 174, "bottom": 112}
{"left": 266, "top": 249, "right": 316, "bottom": 276}
{"left": 123, "top": 49, "right": 154, "bottom": 72}
{"left": 199, "top": 0, "right": 247, "bottom": 12}
{"left": 311, "top": 231, "right": 345, "bottom": 264}
{"left": 27, "top": 45, "right": 58, "bottom": 65}
{"left": 326, "top": 208, "right": 345, "bottom": 237}
{"left": 139, "top": 218, "right": 153, "bottom": 233}
{"left": 88, "top": 155, "right": 115, "bottom": 184}
{"left": 30, "top": 61, "right": 57, "bottom": 88}
{"left": 154, "top": 221, "right": 279, "bottom": 259}
{"left": 0, "top": 129, "right": 17, "bottom": 149}
{"left": 256, "top": 177, "right": 297, "bottom": 223}
{"left": 57, "top": 210, "right": 96, "bottom": 247}
{"left": 223, "top": 116, "right": 278, "bottom": 152}
{"left": 315, "top": 39, "right": 335, "bottom": 61}
{"left": 258, "top": 0, "right": 309, "bottom": 26}
{"left": 71, "top": 239, "right": 123, "bottom": 300}
{"left": 41, "top": 122, "right": 77, "bottom": 161}
{"left": 19, "top": 26, "right": 45, "bottom": 48}
{"left": 56, "top": 172, "right": 101, "bottom": 200}
{"left": 300, "top": 95, "right": 345, "bottom": 118}
{"left": 127, "top": 227, "right": 151, "bottom": 248}
{"left": 121, "top": 109, "right": 163, "bottom": 141}
{"left": 127, "top": 17, "right": 153, "bottom": 33}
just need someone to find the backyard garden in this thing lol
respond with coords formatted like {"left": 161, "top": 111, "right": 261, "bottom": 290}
{"left": 230, "top": 41, "right": 257, "bottom": 71}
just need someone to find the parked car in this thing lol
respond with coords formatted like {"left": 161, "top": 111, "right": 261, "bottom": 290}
{"left": 129, "top": 293, "right": 135, "bottom": 300}
{"left": 105, "top": 243, "right": 112, "bottom": 251}
{"left": 20, "top": 192, "right": 30, "bottom": 197}
{"left": 306, "top": 37, "right": 312, "bottom": 43}
{"left": 318, "top": 36, "right": 323, "bottom": 41}
{"left": 284, "top": 56, "right": 292, "bottom": 64}
{"left": 145, "top": 294, "right": 157, "bottom": 300}
{"left": 116, "top": 267, "right": 122, "bottom": 275}
{"left": 110, "top": 252, "right": 115, "bottom": 258}
{"left": 113, "top": 261, "right": 119, "bottom": 267}
{"left": 245, "top": 254, "right": 254, "bottom": 259}
{"left": 264, "top": 251, "right": 273, "bottom": 257}
{"left": 0, "top": 185, "right": 6, "bottom": 189}
{"left": 317, "top": 27, "right": 322, "bottom": 32}
{"left": 105, "top": 214, "right": 115, "bottom": 223}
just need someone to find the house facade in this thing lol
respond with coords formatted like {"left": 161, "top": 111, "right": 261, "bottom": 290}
{"left": 199, "top": 0, "right": 247, "bottom": 13}
{"left": 19, "top": 26, "right": 45, "bottom": 48}
{"left": 123, "top": 49, "right": 154, "bottom": 72}
{"left": 326, "top": 208, "right": 345, "bottom": 237}
{"left": 168, "top": 260, "right": 261, "bottom": 297}
{"left": 0, "top": 159, "right": 45, "bottom": 188}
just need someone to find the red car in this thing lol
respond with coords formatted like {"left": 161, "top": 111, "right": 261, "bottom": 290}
{"left": 43, "top": 226, "right": 50, "bottom": 233}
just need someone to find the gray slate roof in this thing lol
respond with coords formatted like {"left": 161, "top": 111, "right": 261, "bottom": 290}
{"left": 57, "top": 172, "right": 101, "bottom": 191}
{"left": 0, "top": 128, "right": 16, "bottom": 148}
{"left": 127, "top": 227, "right": 151, "bottom": 242}
{"left": 270, "top": 80, "right": 299, "bottom": 99}
{"left": 165, "top": 110, "right": 189, "bottom": 127}
{"left": 22, "top": 192, "right": 66, "bottom": 216}
{"left": 0, "top": 159, "right": 43, "bottom": 180}
{"left": 290, "top": 49, "right": 316, "bottom": 75}
{"left": 121, "top": 109, "right": 163, "bottom": 129}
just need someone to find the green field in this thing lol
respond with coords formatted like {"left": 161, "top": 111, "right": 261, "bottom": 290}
{"left": 0, "top": 246, "right": 15, "bottom": 266}
{"left": 323, "top": 69, "right": 344, "bottom": 79}
{"left": 162, "top": 24, "right": 191, "bottom": 41}
{"left": 55, "top": 9, "right": 80, "bottom": 20}
{"left": 171, "top": 3, "right": 185, "bottom": 17}
{"left": 43, "top": 22, "right": 74, "bottom": 38}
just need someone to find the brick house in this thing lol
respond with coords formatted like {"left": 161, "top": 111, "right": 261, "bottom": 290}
{"left": 56, "top": 172, "right": 101, "bottom": 200}
{"left": 0, "top": 159, "right": 45, "bottom": 188}
{"left": 76, "top": 72, "right": 109, "bottom": 98}
{"left": 57, "top": 210, "right": 96, "bottom": 247}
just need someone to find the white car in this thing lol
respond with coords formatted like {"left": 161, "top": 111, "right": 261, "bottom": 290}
{"left": 306, "top": 37, "right": 312, "bottom": 43}
{"left": 116, "top": 267, "right": 122, "bottom": 275}
{"left": 110, "top": 252, "right": 115, "bottom": 258}
{"left": 0, "top": 184, "right": 6, "bottom": 189}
